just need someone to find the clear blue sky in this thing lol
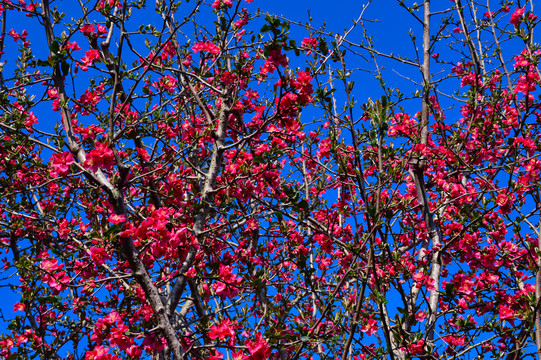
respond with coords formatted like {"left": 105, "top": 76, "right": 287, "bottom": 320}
{"left": 0, "top": 0, "right": 461, "bottom": 338}
{"left": 1, "top": 0, "right": 530, "bottom": 356}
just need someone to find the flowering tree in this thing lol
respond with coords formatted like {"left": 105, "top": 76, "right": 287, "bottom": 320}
{"left": 1, "top": 0, "right": 541, "bottom": 359}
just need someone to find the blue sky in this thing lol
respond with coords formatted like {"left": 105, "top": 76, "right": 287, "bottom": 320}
{"left": 1, "top": 0, "right": 538, "bottom": 358}
{"left": 0, "top": 0, "right": 477, "bottom": 339}
{"left": 0, "top": 0, "right": 436, "bottom": 349}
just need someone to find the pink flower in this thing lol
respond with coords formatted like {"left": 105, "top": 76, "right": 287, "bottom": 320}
{"left": 108, "top": 322, "right": 131, "bottom": 350}
{"left": 52, "top": 99, "right": 61, "bottom": 111}
{"left": 443, "top": 335, "right": 465, "bottom": 346}
{"left": 301, "top": 37, "right": 318, "bottom": 48}
{"left": 209, "top": 319, "right": 235, "bottom": 340}
{"left": 80, "top": 24, "right": 95, "bottom": 37}
{"left": 126, "top": 345, "right": 142, "bottom": 358}
{"left": 108, "top": 214, "right": 126, "bottom": 224}
{"left": 192, "top": 41, "right": 220, "bottom": 55}
{"left": 234, "top": 11, "right": 249, "bottom": 28}
{"left": 185, "top": 267, "right": 197, "bottom": 278}
{"left": 40, "top": 258, "right": 70, "bottom": 292}
{"left": 182, "top": 55, "right": 192, "bottom": 67}
{"left": 510, "top": 8, "right": 525, "bottom": 27}
{"left": 65, "top": 41, "right": 81, "bottom": 52}
{"left": 245, "top": 333, "right": 271, "bottom": 360}
{"left": 212, "top": 0, "right": 233, "bottom": 9}
{"left": 361, "top": 318, "right": 378, "bottom": 336}
{"left": 499, "top": 305, "right": 515, "bottom": 325}
{"left": 496, "top": 192, "right": 515, "bottom": 214}
{"left": 85, "top": 345, "right": 112, "bottom": 360}
{"left": 415, "top": 310, "right": 427, "bottom": 322}
{"left": 301, "top": 37, "right": 318, "bottom": 54}
{"left": 51, "top": 151, "right": 74, "bottom": 176}
{"left": 13, "top": 302, "right": 25, "bottom": 312}
{"left": 8, "top": 29, "right": 19, "bottom": 41}
{"left": 408, "top": 339, "right": 425, "bottom": 355}
{"left": 260, "top": 48, "right": 288, "bottom": 75}
{"left": 213, "top": 264, "right": 242, "bottom": 298}
{"left": 96, "top": 24, "right": 108, "bottom": 36}
{"left": 80, "top": 49, "right": 101, "bottom": 71}
{"left": 412, "top": 272, "right": 425, "bottom": 282}
{"left": 84, "top": 142, "right": 115, "bottom": 172}
{"left": 47, "top": 87, "right": 59, "bottom": 99}
{"left": 451, "top": 61, "right": 464, "bottom": 75}
{"left": 156, "top": 74, "right": 178, "bottom": 93}
{"left": 0, "top": 337, "right": 15, "bottom": 358}
{"left": 293, "top": 70, "right": 313, "bottom": 103}
{"left": 88, "top": 247, "right": 111, "bottom": 266}
{"left": 97, "top": 0, "right": 123, "bottom": 11}
{"left": 24, "top": 112, "right": 38, "bottom": 129}
{"left": 58, "top": 218, "right": 70, "bottom": 239}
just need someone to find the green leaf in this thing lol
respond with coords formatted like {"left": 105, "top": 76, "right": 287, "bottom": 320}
{"left": 297, "top": 199, "right": 309, "bottom": 212}
{"left": 318, "top": 39, "right": 329, "bottom": 56}
{"left": 49, "top": 40, "right": 60, "bottom": 54}
{"left": 260, "top": 24, "right": 271, "bottom": 33}
{"left": 253, "top": 156, "right": 265, "bottom": 164}
{"left": 104, "top": 224, "right": 120, "bottom": 237}
{"left": 37, "top": 59, "right": 50, "bottom": 67}
{"left": 61, "top": 61, "right": 69, "bottom": 75}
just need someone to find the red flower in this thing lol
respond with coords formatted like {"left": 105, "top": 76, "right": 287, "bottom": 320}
{"left": 8, "top": 29, "right": 20, "bottom": 41}
{"left": 88, "top": 246, "right": 111, "bottom": 265}
{"left": 301, "top": 37, "right": 318, "bottom": 54}
{"left": 81, "top": 50, "right": 100, "bottom": 71}
{"left": 47, "top": 87, "right": 59, "bottom": 99}
{"left": 499, "top": 305, "right": 515, "bottom": 325}
{"left": 108, "top": 322, "right": 131, "bottom": 350}
{"left": 65, "top": 41, "right": 81, "bottom": 52}
{"left": 213, "top": 264, "right": 242, "bottom": 298}
{"left": 108, "top": 214, "right": 126, "bottom": 224}
{"left": 80, "top": 49, "right": 101, "bottom": 71}
{"left": 510, "top": 8, "right": 525, "bottom": 27}
{"left": 51, "top": 151, "right": 74, "bottom": 177}
{"left": 211, "top": 0, "right": 232, "bottom": 9}
{"left": 40, "top": 258, "right": 70, "bottom": 292}
{"left": 408, "top": 340, "right": 425, "bottom": 355}
{"left": 58, "top": 218, "right": 70, "bottom": 239}
{"left": 496, "top": 192, "right": 515, "bottom": 214}
{"left": 96, "top": 24, "right": 108, "bottom": 36}
{"left": 301, "top": 37, "right": 318, "bottom": 48}
{"left": 84, "top": 142, "right": 115, "bottom": 172}
{"left": 208, "top": 319, "right": 235, "bottom": 340}
{"left": 361, "top": 318, "right": 378, "bottom": 336}
{"left": 80, "top": 24, "right": 96, "bottom": 37}
{"left": 192, "top": 41, "right": 220, "bottom": 55}
{"left": 85, "top": 345, "right": 117, "bottom": 360}
{"left": 260, "top": 48, "right": 288, "bottom": 76}
{"left": 244, "top": 333, "right": 271, "bottom": 360}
